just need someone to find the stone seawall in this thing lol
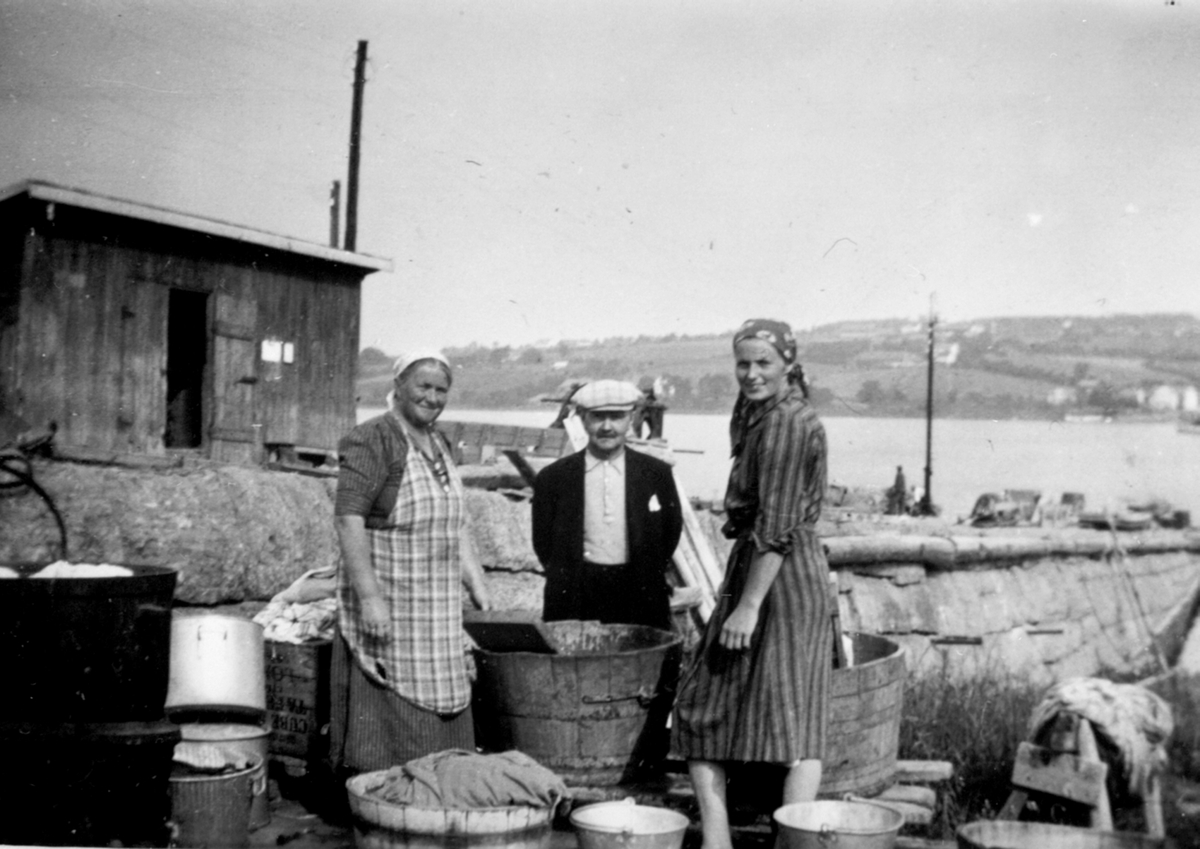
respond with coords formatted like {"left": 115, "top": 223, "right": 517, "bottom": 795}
{"left": 832, "top": 535, "right": 1200, "bottom": 685}
{"left": 695, "top": 509, "right": 1200, "bottom": 684}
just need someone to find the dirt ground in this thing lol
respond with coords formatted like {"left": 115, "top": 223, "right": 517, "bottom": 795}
{"left": 254, "top": 767, "right": 1198, "bottom": 849}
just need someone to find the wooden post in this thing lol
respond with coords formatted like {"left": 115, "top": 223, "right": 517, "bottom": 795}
{"left": 919, "top": 309, "right": 936, "bottom": 515}
{"left": 344, "top": 40, "right": 367, "bottom": 251}
{"left": 1076, "top": 719, "right": 1114, "bottom": 831}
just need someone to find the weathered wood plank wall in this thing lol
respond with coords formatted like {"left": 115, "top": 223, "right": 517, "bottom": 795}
{"left": 256, "top": 261, "right": 360, "bottom": 452}
{"left": 3, "top": 202, "right": 361, "bottom": 460}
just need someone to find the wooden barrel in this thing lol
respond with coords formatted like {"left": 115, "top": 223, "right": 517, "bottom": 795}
{"left": 346, "top": 772, "right": 555, "bottom": 849}
{"left": 473, "top": 621, "right": 682, "bottom": 786}
{"left": 820, "top": 633, "right": 907, "bottom": 797}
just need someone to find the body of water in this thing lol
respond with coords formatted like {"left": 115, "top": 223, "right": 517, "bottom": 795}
{"left": 361, "top": 406, "right": 1200, "bottom": 520}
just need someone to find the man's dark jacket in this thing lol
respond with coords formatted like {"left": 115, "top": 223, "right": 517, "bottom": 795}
{"left": 532, "top": 447, "right": 683, "bottom": 630}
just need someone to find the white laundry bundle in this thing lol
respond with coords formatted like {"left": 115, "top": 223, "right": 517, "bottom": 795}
{"left": 1028, "top": 676, "right": 1174, "bottom": 798}
{"left": 252, "top": 567, "right": 338, "bottom": 643}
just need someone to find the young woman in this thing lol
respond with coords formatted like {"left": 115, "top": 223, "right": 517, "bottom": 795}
{"left": 672, "top": 319, "right": 833, "bottom": 849}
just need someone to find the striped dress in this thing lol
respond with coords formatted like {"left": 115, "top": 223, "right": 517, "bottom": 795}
{"left": 672, "top": 387, "right": 832, "bottom": 764}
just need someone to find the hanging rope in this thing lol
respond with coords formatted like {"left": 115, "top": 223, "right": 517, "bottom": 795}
{"left": 0, "top": 449, "right": 69, "bottom": 561}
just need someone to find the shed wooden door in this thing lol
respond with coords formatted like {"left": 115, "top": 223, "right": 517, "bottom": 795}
{"left": 209, "top": 280, "right": 259, "bottom": 464}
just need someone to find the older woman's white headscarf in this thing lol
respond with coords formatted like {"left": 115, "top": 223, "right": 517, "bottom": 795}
{"left": 392, "top": 349, "right": 451, "bottom": 380}
{"left": 387, "top": 349, "right": 453, "bottom": 413}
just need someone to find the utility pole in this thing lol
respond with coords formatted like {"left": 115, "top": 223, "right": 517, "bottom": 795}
{"left": 345, "top": 40, "right": 368, "bottom": 251}
{"left": 329, "top": 180, "right": 341, "bottom": 248}
{"left": 919, "top": 304, "right": 937, "bottom": 516}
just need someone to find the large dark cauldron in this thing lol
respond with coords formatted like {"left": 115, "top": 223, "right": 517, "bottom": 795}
{"left": 0, "top": 563, "right": 179, "bottom": 846}
{"left": 0, "top": 563, "right": 176, "bottom": 721}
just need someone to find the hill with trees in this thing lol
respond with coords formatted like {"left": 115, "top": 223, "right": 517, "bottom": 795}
{"left": 357, "top": 313, "right": 1200, "bottom": 421}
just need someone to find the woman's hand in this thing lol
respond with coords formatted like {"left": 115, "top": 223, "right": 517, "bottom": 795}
{"left": 359, "top": 594, "right": 391, "bottom": 640}
{"left": 460, "top": 523, "right": 493, "bottom": 611}
{"left": 720, "top": 548, "right": 784, "bottom": 650}
{"left": 720, "top": 602, "right": 761, "bottom": 651}
{"left": 335, "top": 514, "right": 391, "bottom": 640}
{"left": 469, "top": 582, "right": 494, "bottom": 612}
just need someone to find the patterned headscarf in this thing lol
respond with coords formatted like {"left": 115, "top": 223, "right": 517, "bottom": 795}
{"left": 729, "top": 318, "right": 808, "bottom": 455}
{"left": 732, "top": 318, "right": 797, "bottom": 364}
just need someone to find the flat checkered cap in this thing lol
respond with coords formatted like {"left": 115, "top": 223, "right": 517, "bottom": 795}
{"left": 571, "top": 379, "right": 642, "bottom": 411}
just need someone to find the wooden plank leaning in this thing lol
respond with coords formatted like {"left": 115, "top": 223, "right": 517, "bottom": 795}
{"left": 670, "top": 474, "right": 721, "bottom": 623}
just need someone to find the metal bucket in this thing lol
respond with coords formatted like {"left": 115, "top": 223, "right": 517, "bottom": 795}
{"left": 177, "top": 722, "right": 271, "bottom": 830}
{"left": 774, "top": 800, "right": 904, "bottom": 849}
{"left": 167, "top": 611, "right": 266, "bottom": 722}
{"left": 822, "top": 633, "right": 907, "bottom": 797}
{"left": 570, "top": 800, "right": 689, "bottom": 849}
{"left": 956, "top": 821, "right": 1165, "bottom": 849}
{"left": 169, "top": 759, "right": 260, "bottom": 849}
{"left": 346, "top": 772, "right": 555, "bottom": 849}
{"left": 473, "top": 620, "right": 683, "bottom": 785}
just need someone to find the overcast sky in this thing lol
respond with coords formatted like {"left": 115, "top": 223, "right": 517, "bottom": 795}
{"left": 3, "top": 0, "right": 1199, "bottom": 352}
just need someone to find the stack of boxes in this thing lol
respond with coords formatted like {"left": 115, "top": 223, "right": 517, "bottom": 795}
{"left": 264, "top": 638, "right": 333, "bottom": 781}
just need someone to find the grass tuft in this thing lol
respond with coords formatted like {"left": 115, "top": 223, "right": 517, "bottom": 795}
{"left": 899, "top": 666, "right": 1044, "bottom": 837}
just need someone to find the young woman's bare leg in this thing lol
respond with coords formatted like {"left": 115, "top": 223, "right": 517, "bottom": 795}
{"left": 689, "top": 760, "right": 732, "bottom": 849}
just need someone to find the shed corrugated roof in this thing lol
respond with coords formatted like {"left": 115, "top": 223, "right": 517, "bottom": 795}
{"left": 0, "top": 179, "right": 393, "bottom": 273}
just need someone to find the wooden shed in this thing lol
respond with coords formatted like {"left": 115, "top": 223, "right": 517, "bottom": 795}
{"left": 0, "top": 180, "right": 392, "bottom": 464}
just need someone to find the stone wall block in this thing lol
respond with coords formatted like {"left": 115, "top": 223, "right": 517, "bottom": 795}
{"left": 1079, "top": 565, "right": 1128, "bottom": 628}
{"left": 1009, "top": 562, "right": 1065, "bottom": 624}
{"left": 993, "top": 628, "right": 1054, "bottom": 684}
{"left": 1091, "top": 626, "right": 1141, "bottom": 675}
{"left": 478, "top": 569, "right": 544, "bottom": 613}
{"left": 1053, "top": 644, "right": 1104, "bottom": 681}
{"left": 464, "top": 489, "right": 540, "bottom": 573}
{"left": 847, "top": 563, "right": 926, "bottom": 586}
{"left": 1028, "top": 620, "right": 1084, "bottom": 665}
{"left": 927, "top": 570, "right": 1009, "bottom": 635}
{"left": 1031, "top": 560, "right": 1076, "bottom": 620}
{"left": 839, "top": 572, "right": 938, "bottom": 634}
{"left": 975, "top": 568, "right": 1024, "bottom": 632}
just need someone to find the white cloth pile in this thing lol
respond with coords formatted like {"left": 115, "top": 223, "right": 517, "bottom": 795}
{"left": 252, "top": 567, "right": 338, "bottom": 643}
{"left": 0, "top": 561, "right": 133, "bottom": 579}
{"left": 1028, "top": 676, "right": 1174, "bottom": 798}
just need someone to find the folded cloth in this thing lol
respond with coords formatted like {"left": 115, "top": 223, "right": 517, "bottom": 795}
{"left": 365, "top": 749, "right": 568, "bottom": 810}
{"left": 1028, "top": 677, "right": 1174, "bottom": 798}
{"left": 173, "top": 742, "right": 257, "bottom": 773}
{"left": 277, "top": 566, "right": 338, "bottom": 603}
{"left": 253, "top": 597, "right": 338, "bottom": 643}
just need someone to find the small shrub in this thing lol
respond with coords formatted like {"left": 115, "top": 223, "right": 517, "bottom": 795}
{"left": 899, "top": 667, "right": 1044, "bottom": 838}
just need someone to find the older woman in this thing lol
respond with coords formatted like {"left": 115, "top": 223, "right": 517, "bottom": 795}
{"left": 330, "top": 350, "right": 491, "bottom": 776}
{"left": 672, "top": 319, "right": 833, "bottom": 849}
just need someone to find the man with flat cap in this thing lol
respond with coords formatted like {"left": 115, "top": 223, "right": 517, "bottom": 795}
{"left": 532, "top": 379, "right": 684, "bottom": 631}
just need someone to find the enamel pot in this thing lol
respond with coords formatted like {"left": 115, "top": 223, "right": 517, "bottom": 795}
{"left": 166, "top": 611, "right": 266, "bottom": 722}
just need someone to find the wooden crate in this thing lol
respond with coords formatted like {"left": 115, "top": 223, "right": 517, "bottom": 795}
{"left": 264, "top": 639, "right": 331, "bottom": 764}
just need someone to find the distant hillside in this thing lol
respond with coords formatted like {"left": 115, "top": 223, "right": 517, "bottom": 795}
{"left": 357, "top": 313, "right": 1200, "bottom": 420}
